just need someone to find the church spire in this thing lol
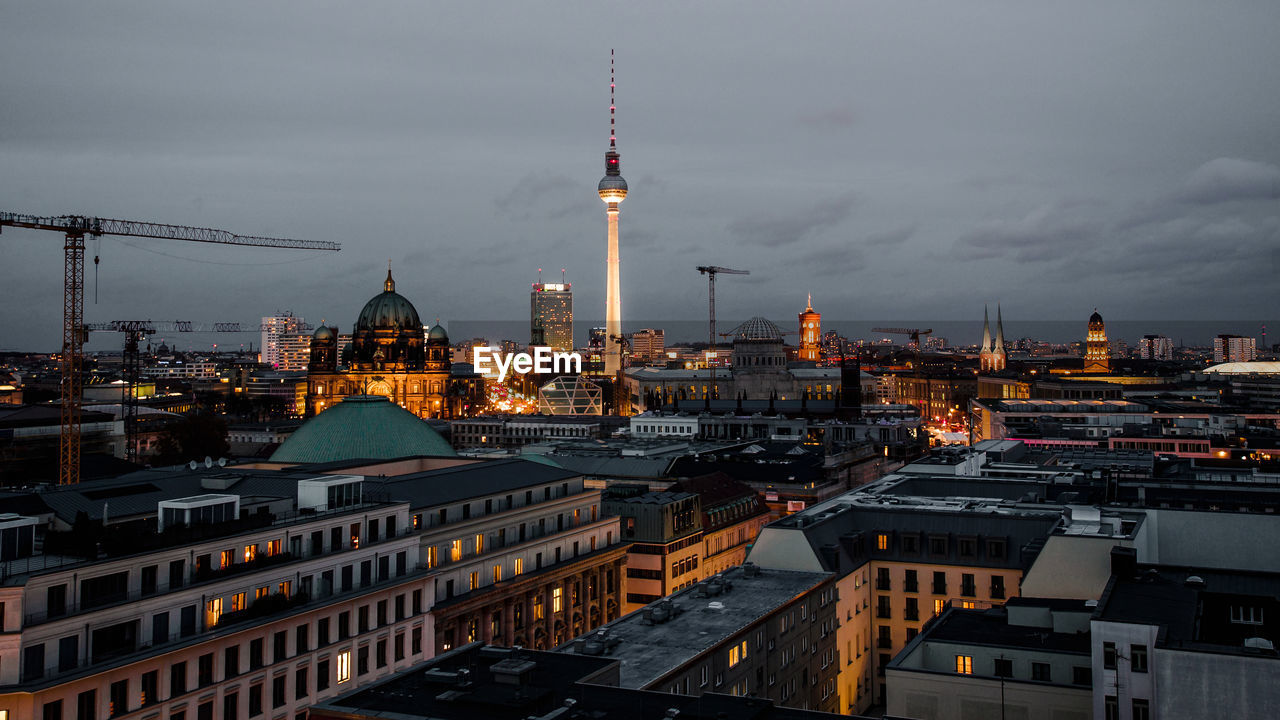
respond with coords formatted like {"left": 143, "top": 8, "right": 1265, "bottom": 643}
{"left": 384, "top": 261, "right": 395, "bottom": 292}
{"left": 981, "top": 305, "right": 992, "bottom": 353}
{"left": 994, "top": 303, "right": 1005, "bottom": 354}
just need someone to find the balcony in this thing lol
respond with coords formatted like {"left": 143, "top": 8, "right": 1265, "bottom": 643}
{"left": 990, "top": 584, "right": 1006, "bottom": 600}
{"left": 960, "top": 583, "right": 977, "bottom": 598}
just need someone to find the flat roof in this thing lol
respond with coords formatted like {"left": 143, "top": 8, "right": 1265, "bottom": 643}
{"left": 556, "top": 565, "right": 831, "bottom": 689}
{"left": 918, "top": 606, "right": 1091, "bottom": 655}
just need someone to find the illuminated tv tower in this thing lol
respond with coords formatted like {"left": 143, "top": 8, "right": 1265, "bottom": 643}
{"left": 598, "top": 49, "right": 628, "bottom": 376}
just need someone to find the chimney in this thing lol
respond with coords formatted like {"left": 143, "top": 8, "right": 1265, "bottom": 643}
{"left": 1110, "top": 546, "right": 1137, "bottom": 578}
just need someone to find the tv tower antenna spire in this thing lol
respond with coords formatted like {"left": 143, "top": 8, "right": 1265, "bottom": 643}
{"left": 598, "top": 49, "right": 629, "bottom": 378}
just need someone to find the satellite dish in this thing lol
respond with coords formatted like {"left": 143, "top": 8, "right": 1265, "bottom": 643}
{"left": 204, "top": 456, "right": 213, "bottom": 468}
{"left": 217, "top": 458, "right": 228, "bottom": 467}
{"left": 188, "top": 461, "right": 198, "bottom": 470}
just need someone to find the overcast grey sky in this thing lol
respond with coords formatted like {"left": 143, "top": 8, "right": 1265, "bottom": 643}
{"left": 2, "top": 1, "right": 1278, "bottom": 351}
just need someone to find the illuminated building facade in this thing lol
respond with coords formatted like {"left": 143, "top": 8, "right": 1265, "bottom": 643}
{"left": 978, "top": 304, "right": 1007, "bottom": 373}
{"left": 530, "top": 281, "right": 573, "bottom": 352}
{"left": 598, "top": 51, "right": 628, "bottom": 376}
{"left": 1084, "top": 309, "right": 1111, "bottom": 374}
{"left": 306, "top": 269, "right": 453, "bottom": 417}
{"left": 260, "top": 311, "right": 305, "bottom": 368}
{"left": 276, "top": 333, "right": 311, "bottom": 371}
{"left": 798, "top": 294, "right": 822, "bottom": 362}
{"left": 1214, "top": 334, "right": 1257, "bottom": 363}
{"left": 1139, "top": 334, "right": 1173, "bottom": 361}
{"left": 629, "top": 328, "right": 665, "bottom": 365}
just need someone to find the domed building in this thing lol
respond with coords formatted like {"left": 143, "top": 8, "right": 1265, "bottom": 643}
{"left": 272, "top": 394, "right": 455, "bottom": 463}
{"left": 1084, "top": 308, "right": 1111, "bottom": 374}
{"left": 306, "top": 268, "right": 455, "bottom": 418}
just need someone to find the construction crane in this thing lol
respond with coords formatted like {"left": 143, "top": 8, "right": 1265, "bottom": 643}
{"left": 696, "top": 266, "right": 749, "bottom": 397}
{"left": 872, "top": 327, "right": 933, "bottom": 348}
{"left": 0, "top": 211, "right": 340, "bottom": 484}
{"left": 85, "top": 320, "right": 319, "bottom": 462}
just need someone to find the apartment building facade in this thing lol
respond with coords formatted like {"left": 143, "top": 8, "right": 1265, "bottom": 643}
{"left": 0, "top": 478, "right": 433, "bottom": 720}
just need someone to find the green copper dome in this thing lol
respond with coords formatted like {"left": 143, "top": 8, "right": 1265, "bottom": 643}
{"left": 356, "top": 267, "right": 422, "bottom": 332}
{"left": 270, "top": 395, "right": 455, "bottom": 464}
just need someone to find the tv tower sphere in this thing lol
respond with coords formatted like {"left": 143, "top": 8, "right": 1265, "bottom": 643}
{"left": 598, "top": 173, "right": 628, "bottom": 203}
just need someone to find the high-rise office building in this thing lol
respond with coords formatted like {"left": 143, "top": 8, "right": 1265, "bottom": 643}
{"left": 276, "top": 333, "right": 312, "bottom": 371}
{"left": 630, "top": 328, "right": 665, "bottom": 365}
{"left": 530, "top": 280, "right": 573, "bottom": 352}
{"left": 1084, "top": 309, "right": 1111, "bottom": 374}
{"left": 1214, "top": 334, "right": 1257, "bottom": 363}
{"left": 261, "top": 312, "right": 305, "bottom": 368}
{"left": 598, "top": 51, "right": 628, "bottom": 376}
{"left": 1138, "top": 334, "right": 1173, "bottom": 361}
{"left": 798, "top": 295, "right": 821, "bottom": 362}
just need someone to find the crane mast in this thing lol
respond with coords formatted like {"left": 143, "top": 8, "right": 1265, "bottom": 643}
{"left": 696, "top": 265, "right": 749, "bottom": 401}
{"left": 0, "top": 211, "right": 340, "bottom": 484}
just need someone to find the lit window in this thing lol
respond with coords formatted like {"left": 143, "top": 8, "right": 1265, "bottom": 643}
{"left": 961, "top": 601, "right": 975, "bottom": 609}
{"left": 243, "top": 544, "right": 258, "bottom": 563}
{"left": 955, "top": 655, "right": 973, "bottom": 674}
{"left": 337, "top": 651, "right": 351, "bottom": 683}
{"left": 231, "top": 592, "right": 246, "bottom": 612}
{"left": 450, "top": 540, "right": 462, "bottom": 562}
{"left": 534, "top": 595, "right": 545, "bottom": 620}
{"left": 934, "top": 599, "right": 946, "bottom": 615}
{"left": 279, "top": 581, "right": 291, "bottom": 598}
{"left": 876, "top": 534, "right": 889, "bottom": 551}
{"left": 475, "top": 534, "right": 485, "bottom": 554}
{"left": 729, "top": 640, "right": 748, "bottom": 668}
{"left": 426, "top": 547, "right": 438, "bottom": 569}
{"left": 256, "top": 586, "right": 270, "bottom": 600}
{"left": 266, "top": 539, "right": 282, "bottom": 557}
{"left": 493, "top": 565, "right": 502, "bottom": 583}
{"left": 514, "top": 557, "right": 524, "bottom": 576}
{"left": 552, "top": 587, "right": 563, "bottom": 613}
{"left": 206, "top": 597, "right": 223, "bottom": 627}
{"left": 221, "top": 549, "right": 235, "bottom": 569}
{"left": 469, "top": 572, "right": 479, "bottom": 591}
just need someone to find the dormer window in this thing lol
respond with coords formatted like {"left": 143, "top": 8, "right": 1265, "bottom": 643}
{"left": 1231, "top": 605, "right": 1264, "bottom": 625}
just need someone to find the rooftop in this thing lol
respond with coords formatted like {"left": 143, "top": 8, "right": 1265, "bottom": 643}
{"left": 556, "top": 564, "right": 832, "bottom": 689}
{"left": 916, "top": 604, "right": 1092, "bottom": 655}
{"left": 1097, "top": 558, "right": 1280, "bottom": 657}
{"left": 312, "top": 644, "right": 841, "bottom": 720}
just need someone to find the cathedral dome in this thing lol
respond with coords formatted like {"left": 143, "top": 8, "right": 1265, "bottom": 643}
{"left": 356, "top": 268, "right": 422, "bottom": 332}
{"left": 1089, "top": 309, "right": 1104, "bottom": 324}
{"left": 270, "top": 395, "right": 455, "bottom": 463}
{"left": 427, "top": 323, "right": 449, "bottom": 344}
{"left": 313, "top": 325, "right": 334, "bottom": 340}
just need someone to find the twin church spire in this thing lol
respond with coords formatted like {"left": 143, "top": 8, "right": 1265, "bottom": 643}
{"left": 979, "top": 304, "right": 1007, "bottom": 373}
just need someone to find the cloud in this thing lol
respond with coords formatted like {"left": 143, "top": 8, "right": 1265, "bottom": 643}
{"left": 494, "top": 172, "right": 591, "bottom": 221}
{"left": 862, "top": 224, "right": 916, "bottom": 247}
{"left": 798, "top": 106, "right": 857, "bottom": 128}
{"left": 727, "top": 191, "right": 857, "bottom": 247}
{"left": 1176, "top": 157, "right": 1280, "bottom": 205}
{"left": 954, "top": 202, "right": 1105, "bottom": 262}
